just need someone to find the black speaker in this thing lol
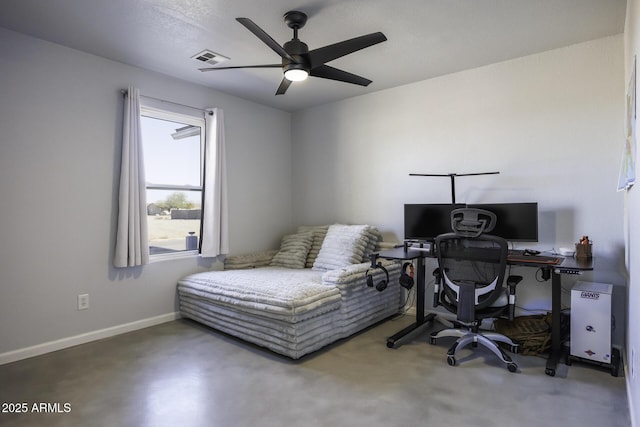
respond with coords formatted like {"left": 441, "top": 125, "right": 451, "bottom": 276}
{"left": 365, "top": 263, "right": 389, "bottom": 292}
{"left": 399, "top": 262, "right": 414, "bottom": 290}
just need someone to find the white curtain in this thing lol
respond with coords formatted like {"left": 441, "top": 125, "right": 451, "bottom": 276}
{"left": 200, "top": 108, "right": 229, "bottom": 257}
{"left": 114, "top": 86, "right": 149, "bottom": 267}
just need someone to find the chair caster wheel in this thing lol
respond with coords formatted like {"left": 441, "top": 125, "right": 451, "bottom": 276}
{"left": 545, "top": 368, "right": 555, "bottom": 376}
{"left": 510, "top": 345, "right": 519, "bottom": 354}
{"left": 429, "top": 337, "right": 436, "bottom": 345}
{"left": 507, "top": 363, "right": 517, "bottom": 373}
{"left": 447, "top": 356, "right": 456, "bottom": 366}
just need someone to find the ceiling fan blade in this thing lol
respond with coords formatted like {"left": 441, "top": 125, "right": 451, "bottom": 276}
{"left": 199, "top": 64, "right": 281, "bottom": 72}
{"left": 308, "top": 32, "right": 387, "bottom": 67}
{"left": 236, "top": 17, "right": 296, "bottom": 62}
{"left": 275, "top": 77, "right": 292, "bottom": 95}
{"left": 310, "top": 65, "right": 372, "bottom": 86}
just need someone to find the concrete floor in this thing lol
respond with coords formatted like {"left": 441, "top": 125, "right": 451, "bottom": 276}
{"left": 0, "top": 315, "right": 630, "bottom": 427}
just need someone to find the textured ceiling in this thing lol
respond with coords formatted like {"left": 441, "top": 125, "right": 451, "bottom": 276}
{"left": 0, "top": 0, "right": 627, "bottom": 112}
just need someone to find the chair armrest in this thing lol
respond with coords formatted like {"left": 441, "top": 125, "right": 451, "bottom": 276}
{"left": 432, "top": 268, "right": 442, "bottom": 307}
{"left": 506, "top": 275, "right": 523, "bottom": 320}
{"left": 507, "top": 275, "right": 523, "bottom": 287}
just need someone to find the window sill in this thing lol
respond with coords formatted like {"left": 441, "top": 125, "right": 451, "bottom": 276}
{"left": 149, "top": 250, "right": 198, "bottom": 263}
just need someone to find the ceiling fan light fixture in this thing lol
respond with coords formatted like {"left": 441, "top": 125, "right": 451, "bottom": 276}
{"left": 284, "top": 68, "right": 309, "bottom": 82}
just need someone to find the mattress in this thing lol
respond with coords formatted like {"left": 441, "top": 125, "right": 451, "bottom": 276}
{"left": 177, "top": 264, "right": 401, "bottom": 359}
{"left": 178, "top": 267, "right": 341, "bottom": 323}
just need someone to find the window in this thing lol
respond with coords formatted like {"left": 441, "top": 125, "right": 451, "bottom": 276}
{"left": 140, "top": 106, "right": 204, "bottom": 257}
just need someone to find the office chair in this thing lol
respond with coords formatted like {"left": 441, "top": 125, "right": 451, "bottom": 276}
{"left": 430, "top": 208, "right": 522, "bottom": 372}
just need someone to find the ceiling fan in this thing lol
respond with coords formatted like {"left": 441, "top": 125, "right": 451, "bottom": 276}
{"left": 199, "top": 10, "right": 387, "bottom": 95}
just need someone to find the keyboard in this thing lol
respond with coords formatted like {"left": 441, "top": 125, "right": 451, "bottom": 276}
{"left": 507, "top": 250, "right": 562, "bottom": 265}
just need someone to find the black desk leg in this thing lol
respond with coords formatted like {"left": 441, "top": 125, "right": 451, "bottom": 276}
{"left": 545, "top": 268, "right": 563, "bottom": 376}
{"left": 386, "top": 256, "right": 436, "bottom": 348}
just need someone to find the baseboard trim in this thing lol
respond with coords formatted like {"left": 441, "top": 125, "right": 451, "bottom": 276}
{"left": 0, "top": 312, "right": 181, "bottom": 366}
{"left": 622, "top": 347, "right": 635, "bottom": 427}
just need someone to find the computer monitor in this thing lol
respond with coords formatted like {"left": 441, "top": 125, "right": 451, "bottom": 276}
{"left": 404, "top": 204, "right": 466, "bottom": 241}
{"left": 467, "top": 202, "right": 538, "bottom": 242}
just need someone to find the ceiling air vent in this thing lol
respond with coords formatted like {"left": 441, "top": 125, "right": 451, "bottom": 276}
{"left": 191, "top": 50, "right": 230, "bottom": 66}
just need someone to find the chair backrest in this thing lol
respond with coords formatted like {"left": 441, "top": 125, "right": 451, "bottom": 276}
{"left": 435, "top": 208, "right": 508, "bottom": 322}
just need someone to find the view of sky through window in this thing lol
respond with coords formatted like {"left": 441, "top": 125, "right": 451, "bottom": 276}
{"left": 140, "top": 115, "right": 202, "bottom": 206}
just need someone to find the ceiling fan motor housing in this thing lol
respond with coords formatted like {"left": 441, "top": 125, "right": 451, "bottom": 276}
{"left": 283, "top": 38, "right": 310, "bottom": 73}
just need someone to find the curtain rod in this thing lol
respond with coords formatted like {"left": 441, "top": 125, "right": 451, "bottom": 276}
{"left": 120, "top": 89, "right": 213, "bottom": 115}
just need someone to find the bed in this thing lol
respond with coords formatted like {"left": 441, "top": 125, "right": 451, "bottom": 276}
{"left": 178, "top": 224, "right": 402, "bottom": 359}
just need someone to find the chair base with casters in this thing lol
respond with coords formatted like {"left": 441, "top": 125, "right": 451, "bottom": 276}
{"left": 429, "top": 321, "right": 519, "bottom": 372}
{"left": 430, "top": 274, "right": 523, "bottom": 372}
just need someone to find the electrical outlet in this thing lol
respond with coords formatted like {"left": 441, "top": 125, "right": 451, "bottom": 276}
{"left": 77, "top": 294, "right": 89, "bottom": 311}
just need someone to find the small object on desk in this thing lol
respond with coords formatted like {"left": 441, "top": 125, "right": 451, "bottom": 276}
{"left": 523, "top": 249, "right": 541, "bottom": 256}
{"left": 559, "top": 247, "right": 575, "bottom": 257}
{"left": 575, "top": 235, "right": 593, "bottom": 260}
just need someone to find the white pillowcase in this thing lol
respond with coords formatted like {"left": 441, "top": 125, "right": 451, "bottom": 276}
{"left": 312, "top": 224, "right": 371, "bottom": 271}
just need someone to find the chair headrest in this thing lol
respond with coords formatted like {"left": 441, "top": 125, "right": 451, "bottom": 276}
{"left": 451, "top": 208, "right": 497, "bottom": 237}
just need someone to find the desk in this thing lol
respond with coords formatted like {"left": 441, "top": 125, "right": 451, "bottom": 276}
{"left": 377, "top": 247, "right": 436, "bottom": 348}
{"left": 378, "top": 247, "right": 594, "bottom": 377}
{"left": 512, "top": 255, "right": 594, "bottom": 376}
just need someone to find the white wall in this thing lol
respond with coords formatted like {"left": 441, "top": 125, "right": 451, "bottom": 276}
{"left": 292, "top": 36, "right": 626, "bottom": 343}
{"left": 0, "top": 28, "right": 292, "bottom": 356}
{"left": 624, "top": 1, "right": 640, "bottom": 424}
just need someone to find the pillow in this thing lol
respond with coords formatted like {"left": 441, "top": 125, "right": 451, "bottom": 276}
{"left": 224, "top": 249, "right": 279, "bottom": 270}
{"left": 312, "top": 224, "right": 371, "bottom": 271}
{"left": 270, "top": 231, "right": 314, "bottom": 269}
{"left": 297, "top": 225, "right": 329, "bottom": 268}
{"left": 361, "top": 227, "right": 382, "bottom": 262}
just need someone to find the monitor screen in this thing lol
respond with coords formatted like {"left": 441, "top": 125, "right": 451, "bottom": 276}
{"left": 404, "top": 204, "right": 466, "bottom": 241}
{"left": 467, "top": 202, "right": 538, "bottom": 242}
